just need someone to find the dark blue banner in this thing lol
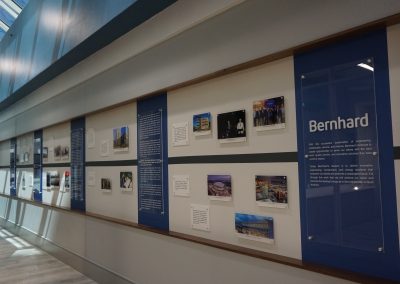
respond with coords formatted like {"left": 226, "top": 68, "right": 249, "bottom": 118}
{"left": 137, "top": 94, "right": 169, "bottom": 230}
{"left": 295, "top": 29, "right": 399, "bottom": 281}
{"left": 33, "top": 130, "right": 43, "bottom": 202}
{"left": 71, "top": 117, "right": 85, "bottom": 211}
{"left": 9, "top": 138, "right": 16, "bottom": 196}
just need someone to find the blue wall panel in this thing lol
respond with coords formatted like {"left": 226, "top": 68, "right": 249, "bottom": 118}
{"left": 294, "top": 29, "right": 400, "bottom": 281}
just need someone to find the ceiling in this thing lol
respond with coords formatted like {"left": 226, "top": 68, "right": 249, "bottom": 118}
{"left": 0, "top": 0, "right": 28, "bottom": 41}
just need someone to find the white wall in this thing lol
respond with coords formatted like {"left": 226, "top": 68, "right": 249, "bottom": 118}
{"left": 168, "top": 58, "right": 301, "bottom": 259}
{"left": 0, "top": 140, "right": 9, "bottom": 166}
{"left": 387, "top": 24, "right": 400, "bottom": 241}
{"left": 0, "top": 140, "right": 10, "bottom": 195}
{"left": 85, "top": 102, "right": 138, "bottom": 223}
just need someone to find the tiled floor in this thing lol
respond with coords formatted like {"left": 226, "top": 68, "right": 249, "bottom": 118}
{"left": 0, "top": 227, "right": 96, "bottom": 284}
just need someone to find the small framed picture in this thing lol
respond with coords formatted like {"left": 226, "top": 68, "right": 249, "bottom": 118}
{"left": 217, "top": 110, "right": 246, "bottom": 143}
{"left": 120, "top": 172, "right": 133, "bottom": 192}
{"left": 113, "top": 126, "right": 129, "bottom": 151}
{"left": 207, "top": 174, "right": 232, "bottom": 201}
{"left": 101, "top": 178, "right": 112, "bottom": 192}
{"left": 255, "top": 175, "right": 288, "bottom": 208}
{"left": 193, "top": 112, "right": 211, "bottom": 136}
{"left": 253, "top": 96, "right": 285, "bottom": 131}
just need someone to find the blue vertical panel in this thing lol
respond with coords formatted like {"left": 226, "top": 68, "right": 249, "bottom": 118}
{"left": 70, "top": 117, "right": 85, "bottom": 211}
{"left": 294, "top": 29, "right": 400, "bottom": 281}
{"left": 9, "top": 138, "right": 17, "bottom": 196}
{"left": 137, "top": 94, "right": 169, "bottom": 230}
{"left": 33, "top": 130, "right": 43, "bottom": 202}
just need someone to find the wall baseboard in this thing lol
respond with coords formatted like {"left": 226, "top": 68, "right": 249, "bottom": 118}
{"left": 0, "top": 217, "right": 135, "bottom": 284}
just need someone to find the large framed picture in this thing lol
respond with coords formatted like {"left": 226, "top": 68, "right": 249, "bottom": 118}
{"left": 253, "top": 96, "right": 285, "bottom": 130}
{"left": 217, "top": 110, "right": 246, "bottom": 143}
{"left": 235, "top": 213, "right": 274, "bottom": 243}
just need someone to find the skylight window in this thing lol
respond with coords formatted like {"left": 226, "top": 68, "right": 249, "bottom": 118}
{"left": 0, "top": 0, "right": 28, "bottom": 41}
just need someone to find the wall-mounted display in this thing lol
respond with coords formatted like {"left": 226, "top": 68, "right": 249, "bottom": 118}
{"left": 101, "top": 178, "right": 112, "bottom": 191}
{"left": 23, "top": 152, "right": 29, "bottom": 163}
{"left": 43, "top": 147, "right": 48, "bottom": 159}
{"left": 207, "top": 174, "right": 232, "bottom": 201}
{"left": 191, "top": 204, "right": 210, "bottom": 231}
{"left": 217, "top": 110, "right": 246, "bottom": 143}
{"left": 235, "top": 213, "right": 274, "bottom": 243}
{"left": 64, "top": 171, "right": 70, "bottom": 190}
{"left": 100, "top": 140, "right": 110, "bottom": 156}
{"left": 61, "top": 146, "right": 69, "bottom": 160}
{"left": 173, "top": 175, "right": 190, "bottom": 197}
{"left": 87, "top": 171, "right": 96, "bottom": 187}
{"left": 113, "top": 126, "right": 129, "bottom": 151}
{"left": 255, "top": 175, "right": 288, "bottom": 208}
{"left": 120, "top": 172, "right": 133, "bottom": 192}
{"left": 253, "top": 96, "right": 285, "bottom": 131}
{"left": 86, "top": 128, "right": 96, "bottom": 149}
{"left": 172, "top": 122, "right": 189, "bottom": 146}
{"left": 54, "top": 145, "right": 62, "bottom": 160}
{"left": 193, "top": 112, "right": 211, "bottom": 136}
{"left": 46, "top": 171, "right": 60, "bottom": 189}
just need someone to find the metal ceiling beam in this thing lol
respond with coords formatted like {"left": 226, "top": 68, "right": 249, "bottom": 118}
{"left": 0, "top": 0, "right": 18, "bottom": 18}
{"left": 0, "top": 18, "right": 9, "bottom": 31}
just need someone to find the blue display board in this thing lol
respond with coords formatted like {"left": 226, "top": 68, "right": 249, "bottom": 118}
{"left": 137, "top": 94, "right": 169, "bottom": 230}
{"left": 70, "top": 117, "right": 85, "bottom": 211}
{"left": 294, "top": 29, "right": 400, "bottom": 280}
{"left": 9, "top": 138, "right": 16, "bottom": 196}
{"left": 33, "top": 130, "right": 43, "bottom": 202}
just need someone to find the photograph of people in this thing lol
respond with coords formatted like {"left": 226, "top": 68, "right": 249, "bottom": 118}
{"left": 217, "top": 110, "right": 246, "bottom": 140}
{"left": 120, "top": 172, "right": 133, "bottom": 190}
{"left": 253, "top": 96, "right": 285, "bottom": 128}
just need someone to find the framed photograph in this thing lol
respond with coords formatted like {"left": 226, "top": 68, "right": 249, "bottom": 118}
{"left": 207, "top": 174, "right": 232, "bottom": 201}
{"left": 23, "top": 152, "right": 29, "bottom": 163}
{"left": 256, "top": 175, "right": 288, "bottom": 208}
{"left": 235, "top": 213, "right": 274, "bottom": 243}
{"left": 46, "top": 171, "right": 60, "bottom": 189}
{"left": 113, "top": 126, "right": 129, "bottom": 151}
{"left": 217, "top": 110, "right": 246, "bottom": 143}
{"left": 120, "top": 172, "right": 133, "bottom": 192}
{"left": 64, "top": 171, "right": 70, "bottom": 190}
{"left": 43, "top": 147, "right": 48, "bottom": 159}
{"left": 101, "top": 178, "right": 112, "bottom": 192}
{"left": 193, "top": 112, "right": 211, "bottom": 136}
{"left": 61, "top": 146, "right": 69, "bottom": 160}
{"left": 54, "top": 145, "right": 62, "bottom": 160}
{"left": 253, "top": 96, "right": 285, "bottom": 131}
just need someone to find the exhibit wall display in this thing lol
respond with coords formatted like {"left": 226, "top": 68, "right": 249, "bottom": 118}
{"left": 43, "top": 122, "right": 71, "bottom": 164}
{"left": 16, "top": 133, "right": 33, "bottom": 165}
{"left": 41, "top": 167, "right": 71, "bottom": 208}
{"left": 168, "top": 58, "right": 301, "bottom": 258}
{"left": 16, "top": 133, "right": 34, "bottom": 200}
{"left": 42, "top": 122, "right": 71, "bottom": 209}
{"left": 86, "top": 101, "right": 138, "bottom": 223}
{"left": 0, "top": 5, "right": 399, "bottom": 283}
{"left": 0, "top": 140, "right": 10, "bottom": 195}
